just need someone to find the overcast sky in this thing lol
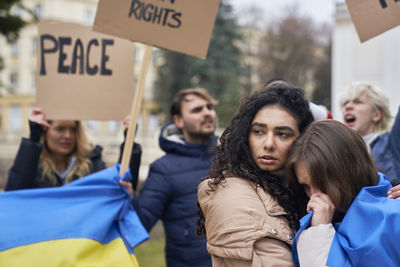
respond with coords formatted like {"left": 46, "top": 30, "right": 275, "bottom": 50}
{"left": 228, "top": 0, "right": 344, "bottom": 25}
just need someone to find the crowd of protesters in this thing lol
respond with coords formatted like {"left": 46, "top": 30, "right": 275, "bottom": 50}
{"left": 3, "top": 79, "right": 400, "bottom": 267}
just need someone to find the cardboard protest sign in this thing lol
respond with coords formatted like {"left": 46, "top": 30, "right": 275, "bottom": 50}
{"left": 92, "top": 0, "right": 221, "bottom": 59}
{"left": 36, "top": 22, "right": 135, "bottom": 120}
{"left": 346, "top": 0, "right": 400, "bottom": 42}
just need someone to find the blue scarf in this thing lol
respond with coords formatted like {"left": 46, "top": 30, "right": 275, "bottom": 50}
{"left": 293, "top": 173, "right": 400, "bottom": 267}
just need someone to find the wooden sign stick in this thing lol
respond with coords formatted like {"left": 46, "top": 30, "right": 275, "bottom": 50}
{"left": 119, "top": 45, "right": 152, "bottom": 177}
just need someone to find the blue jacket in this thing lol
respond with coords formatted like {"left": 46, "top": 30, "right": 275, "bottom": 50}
{"left": 134, "top": 122, "right": 216, "bottom": 267}
{"left": 370, "top": 106, "right": 400, "bottom": 184}
{"left": 293, "top": 173, "right": 400, "bottom": 267}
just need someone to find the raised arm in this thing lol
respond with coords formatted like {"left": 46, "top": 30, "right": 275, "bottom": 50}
{"left": 5, "top": 108, "right": 49, "bottom": 190}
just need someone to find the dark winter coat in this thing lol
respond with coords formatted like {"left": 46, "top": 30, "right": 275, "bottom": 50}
{"left": 133, "top": 122, "right": 216, "bottom": 267}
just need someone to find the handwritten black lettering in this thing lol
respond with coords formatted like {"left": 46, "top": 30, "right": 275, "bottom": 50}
{"left": 128, "top": 0, "right": 141, "bottom": 19}
{"left": 128, "top": 0, "right": 182, "bottom": 29}
{"left": 71, "top": 38, "right": 84, "bottom": 74}
{"left": 169, "top": 12, "right": 181, "bottom": 28}
{"left": 143, "top": 4, "right": 154, "bottom": 22}
{"left": 58, "top": 37, "right": 71, "bottom": 74}
{"left": 152, "top": 6, "right": 163, "bottom": 24}
{"left": 156, "top": 0, "right": 176, "bottom": 3}
{"left": 101, "top": 39, "right": 113, "bottom": 76}
{"left": 86, "top": 39, "right": 99, "bottom": 75}
{"left": 162, "top": 8, "right": 173, "bottom": 26}
{"left": 39, "top": 34, "right": 114, "bottom": 76}
{"left": 380, "top": 0, "right": 400, "bottom": 8}
{"left": 40, "top": 34, "right": 58, "bottom": 75}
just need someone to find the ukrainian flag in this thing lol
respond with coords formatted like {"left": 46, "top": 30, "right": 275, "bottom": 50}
{"left": 0, "top": 164, "right": 149, "bottom": 267}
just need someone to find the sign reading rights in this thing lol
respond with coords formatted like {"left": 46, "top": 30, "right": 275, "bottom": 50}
{"left": 128, "top": 0, "right": 182, "bottom": 29}
{"left": 346, "top": 0, "right": 400, "bottom": 42}
{"left": 36, "top": 22, "right": 136, "bottom": 121}
{"left": 93, "top": 0, "right": 221, "bottom": 59}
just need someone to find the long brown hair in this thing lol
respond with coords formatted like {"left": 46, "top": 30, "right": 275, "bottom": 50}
{"left": 286, "top": 120, "right": 379, "bottom": 216}
{"left": 40, "top": 120, "right": 92, "bottom": 184}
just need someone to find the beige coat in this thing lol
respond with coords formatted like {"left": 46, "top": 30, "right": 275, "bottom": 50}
{"left": 198, "top": 177, "right": 296, "bottom": 267}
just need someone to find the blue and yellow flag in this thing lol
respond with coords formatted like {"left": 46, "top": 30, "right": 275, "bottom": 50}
{"left": 0, "top": 164, "right": 149, "bottom": 267}
{"left": 292, "top": 173, "right": 400, "bottom": 267}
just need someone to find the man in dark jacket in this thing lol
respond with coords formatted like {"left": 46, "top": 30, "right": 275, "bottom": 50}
{"left": 134, "top": 88, "right": 218, "bottom": 267}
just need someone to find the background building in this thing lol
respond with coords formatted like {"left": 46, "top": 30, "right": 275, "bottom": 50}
{"left": 332, "top": 3, "right": 400, "bottom": 119}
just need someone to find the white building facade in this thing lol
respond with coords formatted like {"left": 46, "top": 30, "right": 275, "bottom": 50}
{"left": 332, "top": 3, "right": 400, "bottom": 119}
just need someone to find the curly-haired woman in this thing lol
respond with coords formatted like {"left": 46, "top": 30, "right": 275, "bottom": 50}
{"left": 197, "top": 85, "right": 314, "bottom": 266}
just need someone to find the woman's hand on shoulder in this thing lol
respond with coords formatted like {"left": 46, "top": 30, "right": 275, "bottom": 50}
{"left": 307, "top": 192, "right": 335, "bottom": 227}
{"left": 29, "top": 108, "right": 50, "bottom": 130}
{"left": 388, "top": 184, "right": 400, "bottom": 199}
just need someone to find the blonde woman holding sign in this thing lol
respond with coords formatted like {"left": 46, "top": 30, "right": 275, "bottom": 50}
{"left": 5, "top": 108, "right": 141, "bottom": 191}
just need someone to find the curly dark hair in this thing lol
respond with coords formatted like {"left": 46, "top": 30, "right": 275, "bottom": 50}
{"left": 197, "top": 85, "right": 314, "bottom": 236}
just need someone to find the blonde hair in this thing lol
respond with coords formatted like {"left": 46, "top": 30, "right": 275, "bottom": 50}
{"left": 340, "top": 81, "right": 392, "bottom": 132}
{"left": 39, "top": 121, "right": 93, "bottom": 185}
